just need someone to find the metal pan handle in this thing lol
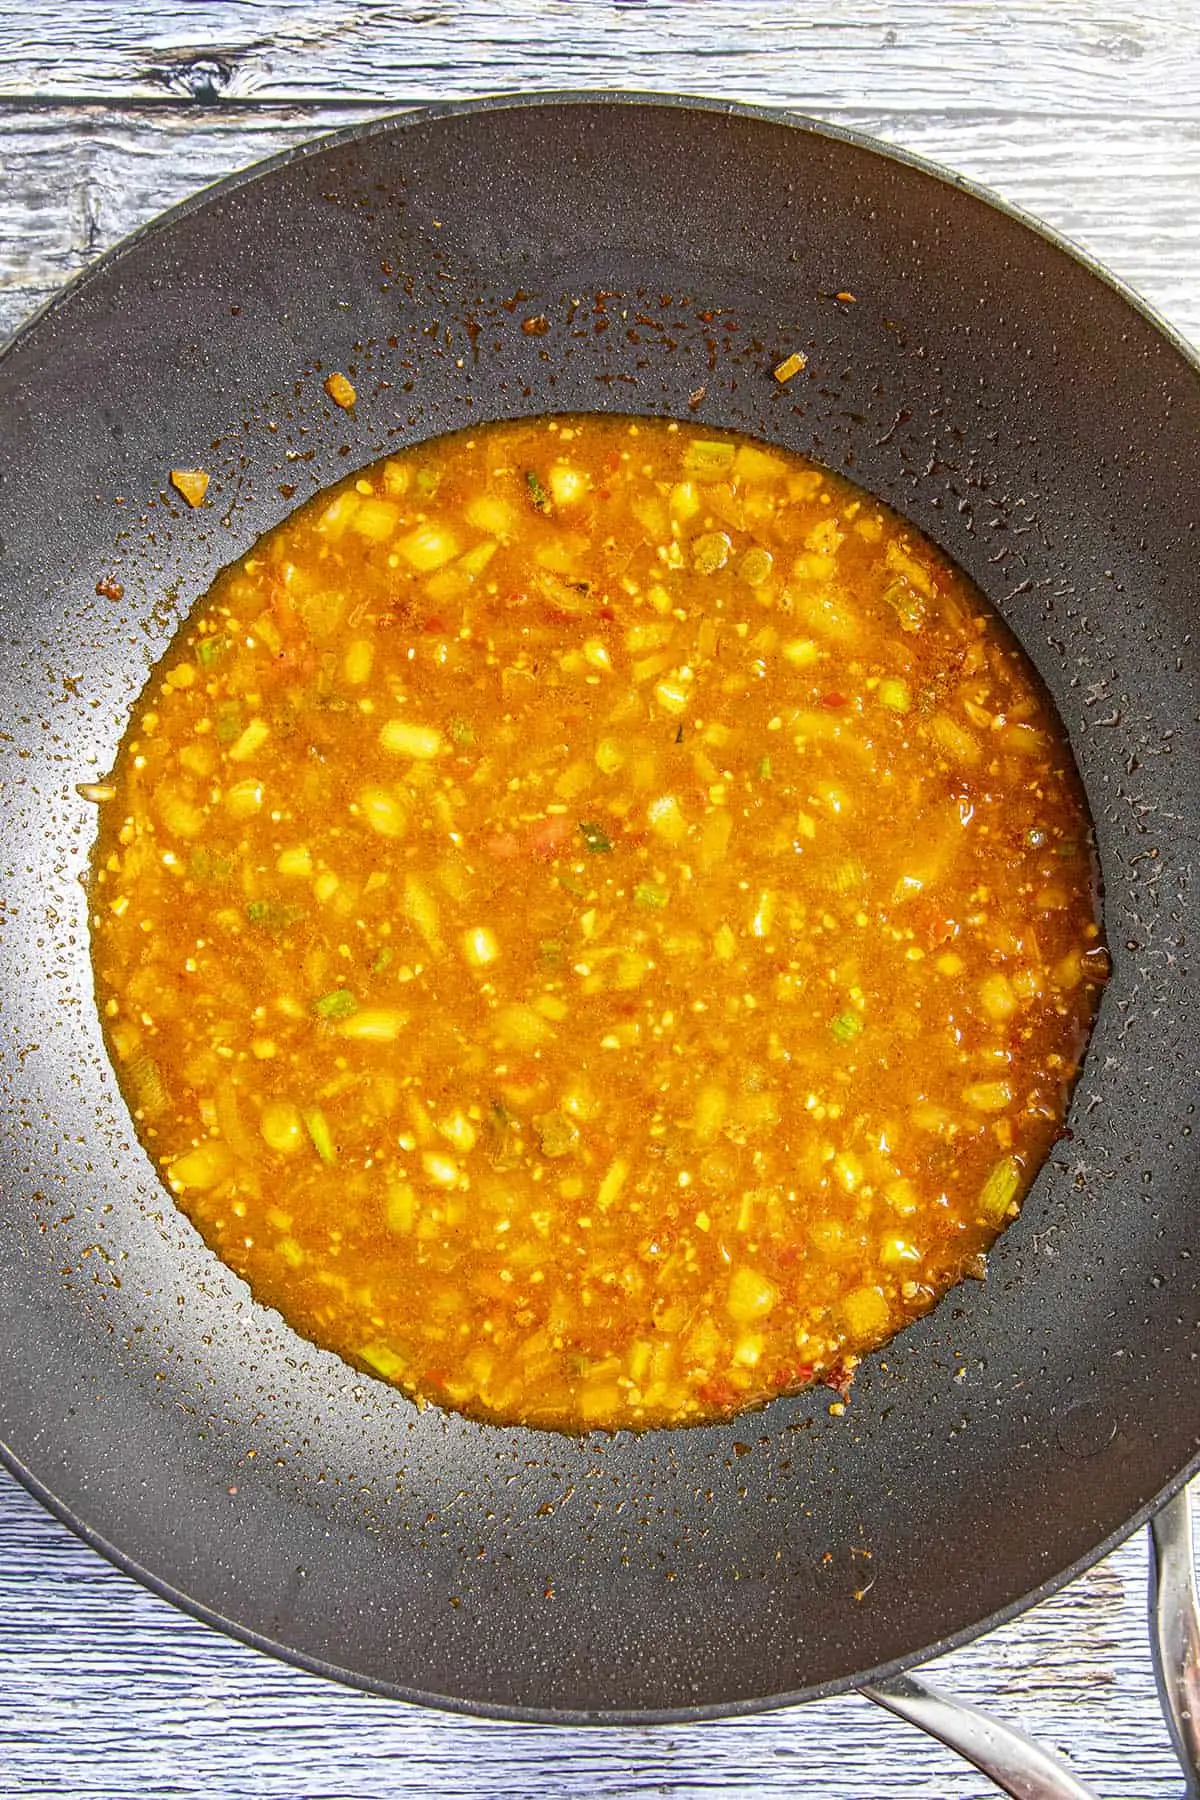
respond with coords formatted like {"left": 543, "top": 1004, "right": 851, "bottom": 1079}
{"left": 1150, "top": 1479, "right": 1200, "bottom": 1797}
{"left": 861, "top": 1670, "right": 1098, "bottom": 1800}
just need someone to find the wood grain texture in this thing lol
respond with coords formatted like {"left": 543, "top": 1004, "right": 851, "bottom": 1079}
{"left": 2, "top": 0, "right": 1199, "bottom": 116}
{"left": 0, "top": 1469, "right": 1194, "bottom": 1798}
{"left": 0, "top": 2, "right": 1197, "bottom": 1794}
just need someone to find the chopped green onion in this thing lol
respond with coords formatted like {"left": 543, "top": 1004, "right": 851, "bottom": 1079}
{"left": 634, "top": 881, "right": 669, "bottom": 911}
{"left": 371, "top": 946, "right": 394, "bottom": 975}
{"left": 979, "top": 1153, "right": 1023, "bottom": 1222}
{"left": 877, "top": 677, "right": 912, "bottom": 714}
{"left": 315, "top": 989, "right": 358, "bottom": 1020}
{"left": 534, "top": 1109, "right": 580, "bottom": 1159}
{"left": 683, "top": 440, "right": 735, "bottom": 479}
{"left": 832, "top": 860, "right": 865, "bottom": 894}
{"left": 214, "top": 700, "right": 244, "bottom": 744}
{"left": 195, "top": 634, "right": 229, "bottom": 670}
{"left": 881, "top": 579, "right": 925, "bottom": 633}
{"left": 756, "top": 754, "right": 772, "bottom": 779}
{"left": 246, "top": 899, "right": 304, "bottom": 931}
{"left": 525, "top": 469, "right": 551, "bottom": 513}
{"left": 830, "top": 1011, "right": 863, "bottom": 1044}
{"left": 415, "top": 467, "right": 441, "bottom": 498}
{"left": 302, "top": 1106, "right": 337, "bottom": 1166}
{"left": 693, "top": 531, "right": 731, "bottom": 575}
{"left": 558, "top": 870, "right": 587, "bottom": 897}
{"left": 448, "top": 716, "right": 476, "bottom": 749}
{"left": 578, "top": 820, "right": 613, "bottom": 854}
{"left": 739, "top": 547, "right": 774, "bottom": 588}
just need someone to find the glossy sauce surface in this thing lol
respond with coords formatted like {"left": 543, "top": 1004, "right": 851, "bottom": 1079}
{"left": 89, "top": 416, "right": 1107, "bottom": 1431}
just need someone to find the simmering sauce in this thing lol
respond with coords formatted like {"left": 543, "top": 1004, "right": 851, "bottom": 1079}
{"left": 88, "top": 416, "right": 1107, "bottom": 1431}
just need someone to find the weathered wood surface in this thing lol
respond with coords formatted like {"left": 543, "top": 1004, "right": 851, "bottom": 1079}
{"left": 1, "top": 3, "right": 1197, "bottom": 1795}
{"left": 2, "top": 0, "right": 1199, "bottom": 116}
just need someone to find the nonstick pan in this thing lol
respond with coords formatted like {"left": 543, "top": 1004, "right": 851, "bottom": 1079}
{"left": 1, "top": 93, "right": 1198, "bottom": 1721}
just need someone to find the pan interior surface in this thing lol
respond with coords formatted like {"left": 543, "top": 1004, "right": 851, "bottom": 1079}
{"left": 0, "top": 94, "right": 1197, "bottom": 1719}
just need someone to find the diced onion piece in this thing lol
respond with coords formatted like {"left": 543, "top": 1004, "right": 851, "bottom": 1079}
{"left": 319, "top": 491, "right": 360, "bottom": 537}
{"left": 749, "top": 889, "right": 776, "bottom": 938}
{"left": 385, "top": 1181, "right": 418, "bottom": 1234}
{"left": 462, "top": 925, "right": 499, "bottom": 967}
{"left": 782, "top": 638, "right": 820, "bottom": 668}
{"left": 841, "top": 1285, "right": 891, "bottom": 1340}
{"left": 336, "top": 1009, "right": 408, "bottom": 1042}
{"left": 169, "top": 1140, "right": 233, "bottom": 1191}
{"left": 692, "top": 1084, "right": 728, "bottom": 1143}
{"left": 170, "top": 468, "right": 210, "bottom": 507}
{"left": 351, "top": 498, "right": 399, "bottom": 542}
{"left": 654, "top": 676, "right": 692, "bottom": 717}
{"left": 548, "top": 464, "right": 589, "bottom": 506}
{"left": 396, "top": 523, "right": 460, "bottom": 571}
{"left": 438, "top": 1112, "right": 478, "bottom": 1153}
{"left": 464, "top": 493, "right": 516, "bottom": 538}
{"left": 360, "top": 1341, "right": 406, "bottom": 1381}
{"left": 625, "top": 620, "right": 675, "bottom": 652}
{"left": 979, "top": 972, "right": 1017, "bottom": 1021}
{"left": 228, "top": 717, "right": 270, "bottom": 763}
{"left": 696, "top": 808, "right": 732, "bottom": 870}
{"left": 457, "top": 539, "right": 498, "bottom": 579}
{"left": 772, "top": 352, "right": 808, "bottom": 384}
{"left": 669, "top": 481, "right": 701, "bottom": 521}
{"left": 594, "top": 737, "right": 625, "bottom": 775}
{"left": 357, "top": 785, "right": 409, "bottom": 838}
{"left": 930, "top": 714, "right": 981, "bottom": 765}
{"left": 323, "top": 371, "right": 356, "bottom": 409}
{"left": 225, "top": 778, "right": 264, "bottom": 820}
{"left": 260, "top": 1101, "right": 304, "bottom": 1154}
{"left": 963, "top": 1080, "right": 1013, "bottom": 1114}
{"left": 155, "top": 786, "right": 206, "bottom": 839}
{"left": 647, "top": 794, "right": 688, "bottom": 845}
{"left": 880, "top": 1233, "right": 922, "bottom": 1266}
{"left": 379, "top": 719, "right": 444, "bottom": 760}
{"left": 276, "top": 844, "right": 312, "bottom": 878}
{"left": 596, "top": 1157, "right": 629, "bottom": 1208}
{"left": 727, "top": 1267, "right": 778, "bottom": 1323}
{"left": 403, "top": 875, "right": 442, "bottom": 951}
{"left": 494, "top": 1003, "right": 555, "bottom": 1051}
{"left": 421, "top": 1150, "right": 461, "bottom": 1187}
{"left": 877, "top": 677, "right": 911, "bottom": 713}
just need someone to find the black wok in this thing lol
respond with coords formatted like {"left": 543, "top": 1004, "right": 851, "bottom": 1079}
{"left": 1, "top": 94, "right": 1197, "bottom": 1721}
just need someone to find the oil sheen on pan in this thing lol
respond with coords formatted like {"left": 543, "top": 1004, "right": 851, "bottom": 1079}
{"left": 85, "top": 414, "right": 1109, "bottom": 1433}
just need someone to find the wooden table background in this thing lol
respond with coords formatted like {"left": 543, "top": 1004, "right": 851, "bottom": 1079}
{"left": 1, "top": 4, "right": 1198, "bottom": 1796}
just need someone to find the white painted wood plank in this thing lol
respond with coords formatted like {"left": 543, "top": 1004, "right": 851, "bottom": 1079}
{"left": 1, "top": 4, "right": 1197, "bottom": 1793}
{"left": 0, "top": 1468, "right": 1193, "bottom": 1798}
{"left": 2, "top": 107, "right": 1197, "bottom": 352}
{"left": 2, "top": 0, "right": 1198, "bottom": 117}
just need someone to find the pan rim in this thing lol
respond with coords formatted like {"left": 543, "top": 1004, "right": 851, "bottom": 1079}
{"left": 2, "top": 86, "right": 1197, "bottom": 1723}
{"left": 2, "top": 1432, "right": 1195, "bottom": 1724}
{"left": 4, "top": 87, "right": 1198, "bottom": 385}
